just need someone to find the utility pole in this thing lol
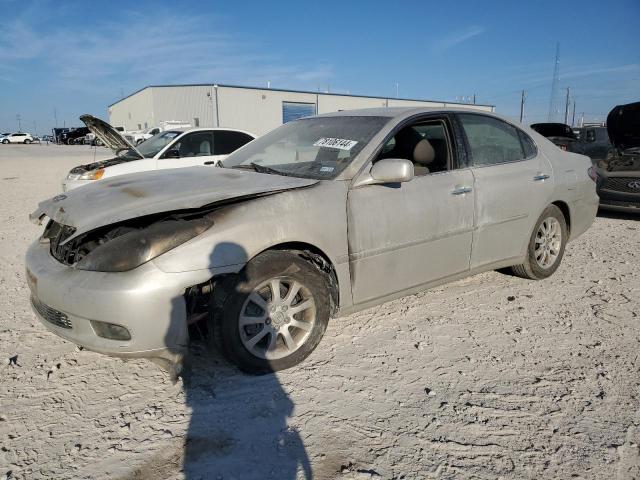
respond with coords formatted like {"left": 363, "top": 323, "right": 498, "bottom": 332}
{"left": 564, "top": 87, "right": 570, "bottom": 124}
{"left": 519, "top": 90, "right": 526, "bottom": 122}
{"left": 473, "top": 93, "right": 476, "bottom": 105}
{"left": 16, "top": 114, "right": 21, "bottom": 132}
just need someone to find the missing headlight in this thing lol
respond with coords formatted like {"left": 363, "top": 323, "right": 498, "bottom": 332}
{"left": 67, "top": 212, "right": 215, "bottom": 272}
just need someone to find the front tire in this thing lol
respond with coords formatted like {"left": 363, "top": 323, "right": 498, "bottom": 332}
{"left": 511, "top": 205, "right": 567, "bottom": 280}
{"left": 212, "top": 250, "right": 331, "bottom": 374}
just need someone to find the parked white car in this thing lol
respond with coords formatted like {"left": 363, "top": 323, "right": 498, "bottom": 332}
{"left": 125, "top": 121, "right": 192, "bottom": 145}
{"left": 2, "top": 132, "right": 34, "bottom": 144}
{"left": 62, "top": 115, "right": 256, "bottom": 191}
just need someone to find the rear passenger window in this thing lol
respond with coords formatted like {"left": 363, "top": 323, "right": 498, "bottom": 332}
{"left": 458, "top": 114, "right": 526, "bottom": 166}
{"left": 214, "top": 131, "right": 254, "bottom": 155}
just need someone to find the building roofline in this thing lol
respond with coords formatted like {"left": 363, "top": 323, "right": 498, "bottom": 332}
{"left": 108, "top": 83, "right": 494, "bottom": 109}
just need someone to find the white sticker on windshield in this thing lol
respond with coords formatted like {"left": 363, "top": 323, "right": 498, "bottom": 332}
{"left": 320, "top": 166, "right": 334, "bottom": 173}
{"left": 313, "top": 137, "right": 358, "bottom": 151}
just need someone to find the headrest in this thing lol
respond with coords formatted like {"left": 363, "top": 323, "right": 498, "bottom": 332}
{"left": 413, "top": 138, "right": 435, "bottom": 165}
{"left": 199, "top": 140, "right": 211, "bottom": 155}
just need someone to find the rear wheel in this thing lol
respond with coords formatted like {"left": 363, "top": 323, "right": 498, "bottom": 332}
{"left": 24, "top": 139, "right": 31, "bottom": 144}
{"left": 2, "top": 139, "right": 8, "bottom": 144}
{"left": 212, "top": 250, "right": 331, "bottom": 374}
{"left": 511, "top": 205, "right": 567, "bottom": 280}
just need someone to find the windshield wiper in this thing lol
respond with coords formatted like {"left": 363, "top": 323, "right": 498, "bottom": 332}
{"left": 232, "top": 162, "right": 290, "bottom": 176}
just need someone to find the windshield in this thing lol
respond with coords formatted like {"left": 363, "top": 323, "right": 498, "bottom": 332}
{"left": 222, "top": 116, "right": 390, "bottom": 179}
{"left": 119, "top": 130, "right": 182, "bottom": 159}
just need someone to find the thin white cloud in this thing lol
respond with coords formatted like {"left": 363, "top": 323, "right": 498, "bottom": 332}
{"left": 432, "top": 25, "right": 486, "bottom": 54}
{"left": 0, "top": 10, "right": 334, "bottom": 93}
{"left": 502, "top": 62, "right": 640, "bottom": 88}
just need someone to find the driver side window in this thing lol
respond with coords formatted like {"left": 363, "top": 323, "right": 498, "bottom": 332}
{"left": 164, "top": 132, "right": 214, "bottom": 158}
{"left": 375, "top": 119, "right": 452, "bottom": 176}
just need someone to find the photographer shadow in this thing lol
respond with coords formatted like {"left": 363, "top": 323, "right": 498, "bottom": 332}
{"left": 175, "top": 241, "right": 312, "bottom": 479}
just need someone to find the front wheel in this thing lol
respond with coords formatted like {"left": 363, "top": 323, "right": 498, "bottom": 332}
{"left": 511, "top": 205, "right": 567, "bottom": 280}
{"left": 212, "top": 250, "right": 331, "bottom": 374}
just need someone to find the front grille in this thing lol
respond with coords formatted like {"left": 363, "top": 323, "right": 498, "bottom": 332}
{"left": 31, "top": 296, "right": 72, "bottom": 329}
{"left": 44, "top": 220, "right": 78, "bottom": 266}
{"left": 602, "top": 177, "right": 640, "bottom": 194}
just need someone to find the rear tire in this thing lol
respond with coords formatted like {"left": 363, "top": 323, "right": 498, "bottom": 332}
{"left": 2, "top": 139, "right": 8, "bottom": 144}
{"left": 511, "top": 205, "right": 567, "bottom": 280}
{"left": 211, "top": 250, "right": 331, "bottom": 374}
{"left": 24, "top": 139, "right": 31, "bottom": 144}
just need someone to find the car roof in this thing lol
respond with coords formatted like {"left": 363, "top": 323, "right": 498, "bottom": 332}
{"left": 315, "top": 106, "right": 499, "bottom": 120}
{"left": 171, "top": 127, "right": 256, "bottom": 138}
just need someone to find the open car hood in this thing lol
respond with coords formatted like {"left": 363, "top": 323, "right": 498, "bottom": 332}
{"left": 530, "top": 123, "right": 577, "bottom": 140}
{"left": 30, "top": 167, "right": 318, "bottom": 240}
{"left": 80, "top": 114, "right": 143, "bottom": 159}
{"left": 607, "top": 102, "right": 640, "bottom": 150}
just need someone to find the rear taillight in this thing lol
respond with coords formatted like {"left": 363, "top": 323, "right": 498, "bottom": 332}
{"left": 587, "top": 166, "right": 598, "bottom": 182}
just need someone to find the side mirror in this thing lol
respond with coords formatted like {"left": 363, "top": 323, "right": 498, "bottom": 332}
{"left": 164, "top": 149, "right": 180, "bottom": 159}
{"left": 353, "top": 158, "right": 414, "bottom": 187}
{"left": 371, "top": 158, "right": 414, "bottom": 183}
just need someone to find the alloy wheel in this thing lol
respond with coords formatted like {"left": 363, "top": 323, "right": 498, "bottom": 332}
{"left": 238, "top": 277, "right": 316, "bottom": 360}
{"left": 535, "top": 216, "right": 562, "bottom": 269}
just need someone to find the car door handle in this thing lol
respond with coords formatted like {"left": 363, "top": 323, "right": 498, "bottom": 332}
{"left": 204, "top": 161, "right": 216, "bottom": 165}
{"left": 533, "top": 174, "right": 550, "bottom": 181}
{"left": 451, "top": 186, "right": 472, "bottom": 195}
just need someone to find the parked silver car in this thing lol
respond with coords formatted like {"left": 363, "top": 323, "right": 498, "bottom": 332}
{"left": 26, "top": 107, "right": 598, "bottom": 374}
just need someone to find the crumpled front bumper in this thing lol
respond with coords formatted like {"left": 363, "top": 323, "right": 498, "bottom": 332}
{"left": 25, "top": 240, "right": 213, "bottom": 366}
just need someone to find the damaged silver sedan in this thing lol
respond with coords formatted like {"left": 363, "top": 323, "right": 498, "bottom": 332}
{"left": 25, "top": 108, "right": 599, "bottom": 374}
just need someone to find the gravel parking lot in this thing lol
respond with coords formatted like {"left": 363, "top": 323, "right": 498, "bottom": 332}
{"left": 1, "top": 144, "right": 639, "bottom": 480}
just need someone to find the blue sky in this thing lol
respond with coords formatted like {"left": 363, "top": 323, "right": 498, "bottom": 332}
{"left": 0, "top": 0, "right": 638, "bottom": 134}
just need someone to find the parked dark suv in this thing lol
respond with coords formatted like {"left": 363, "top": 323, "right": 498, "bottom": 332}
{"left": 593, "top": 101, "right": 640, "bottom": 212}
{"left": 59, "top": 127, "right": 90, "bottom": 145}
{"left": 575, "top": 126, "right": 612, "bottom": 163}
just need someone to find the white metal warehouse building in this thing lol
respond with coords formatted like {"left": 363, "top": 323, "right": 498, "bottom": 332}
{"left": 108, "top": 84, "right": 494, "bottom": 136}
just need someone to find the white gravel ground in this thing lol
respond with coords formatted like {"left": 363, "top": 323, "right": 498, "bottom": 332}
{"left": 1, "top": 144, "right": 639, "bottom": 480}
